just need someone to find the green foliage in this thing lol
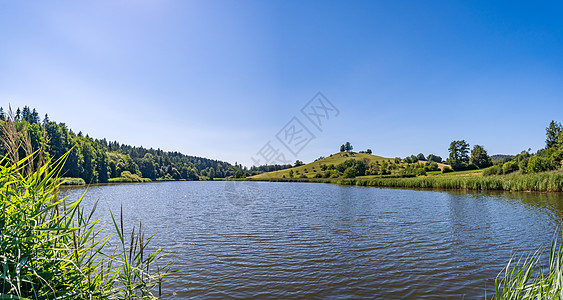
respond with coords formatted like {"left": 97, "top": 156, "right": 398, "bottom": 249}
{"left": 546, "top": 120, "right": 562, "bottom": 148}
{"left": 108, "top": 171, "right": 150, "bottom": 183}
{"left": 442, "top": 166, "right": 454, "bottom": 173}
{"left": 0, "top": 153, "right": 171, "bottom": 299}
{"left": 491, "top": 233, "right": 563, "bottom": 299}
{"left": 502, "top": 161, "right": 519, "bottom": 175}
{"left": 366, "top": 149, "right": 372, "bottom": 155}
{"left": 448, "top": 140, "right": 470, "bottom": 170}
{"left": 424, "top": 161, "right": 439, "bottom": 172}
{"left": 340, "top": 142, "right": 353, "bottom": 152}
{"left": 417, "top": 153, "right": 426, "bottom": 161}
{"left": 483, "top": 165, "right": 503, "bottom": 176}
{"left": 294, "top": 160, "right": 304, "bottom": 167}
{"left": 525, "top": 155, "right": 558, "bottom": 173}
{"left": 234, "top": 169, "right": 245, "bottom": 178}
{"left": 56, "top": 177, "right": 87, "bottom": 185}
{"left": 353, "top": 172, "right": 563, "bottom": 192}
{"left": 470, "top": 145, "right": 492, "bottom": 169}
{"left": 336, "top": 159, "right": 367, "bottom": 176}
{"left": 1, "top": 106, "right": 241, "bottom": 184}
{"left": 343, "top": 167, "right": 356, "bottom": 178}
{"left": 427, "top": 154, "right": 442, "bottom": 163}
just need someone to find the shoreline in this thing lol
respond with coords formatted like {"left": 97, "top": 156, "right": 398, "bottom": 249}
{"left": 244, "top": 172, "right": 563, "bottom": 193}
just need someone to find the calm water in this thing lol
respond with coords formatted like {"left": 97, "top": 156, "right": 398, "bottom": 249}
{"left": 62, "top": 181, "right": 563, "bottom": 299}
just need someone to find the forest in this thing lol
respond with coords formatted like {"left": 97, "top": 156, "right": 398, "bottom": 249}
{"left": 0, "top": 106, "right": 245, "bottom": 183}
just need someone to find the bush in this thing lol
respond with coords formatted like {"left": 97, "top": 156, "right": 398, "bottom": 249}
{"left": 299, "top": 174, "right": 308, "bottom": 178}
{"left": 442, "top": 166, "right": 454, "bottom": 173}
{"left": 314, "top": 173, "right": 323, "bottom": 178}
{"left": 502, "top": 161, "right": 519, "bottom": 174}
{"left": 424, "top": 162, "right": 440, "bottom": 172}
{"left": 483, "top": 165, "right": 502, "bottom": 176}
{"left": 343, "top": 167, "right": 356, "bottom": 178}
{"left": 526, "top": 156, "right": 557, "bottom": 173}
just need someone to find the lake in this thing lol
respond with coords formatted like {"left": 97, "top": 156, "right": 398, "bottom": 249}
{"left": 62, "top": 181, "right": 563, "bottom": 299}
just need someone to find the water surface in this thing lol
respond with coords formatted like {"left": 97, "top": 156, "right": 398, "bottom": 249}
{"left": 63, "top": 181, "right": 563, "bottom": 299}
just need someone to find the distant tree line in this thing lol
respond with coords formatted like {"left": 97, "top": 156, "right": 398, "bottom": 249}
{"left": 483, "top": 120, "right": 563, "bottom": 176}
{"left": 0, "top": 106, "right": 244, "bottom": 183}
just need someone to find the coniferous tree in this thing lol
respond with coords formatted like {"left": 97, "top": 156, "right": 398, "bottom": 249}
{"left": 546, "top": 120, "right": 562, "bottom": 149}
{"left": 22, "top": 106, "right": 30, "bottom": 122}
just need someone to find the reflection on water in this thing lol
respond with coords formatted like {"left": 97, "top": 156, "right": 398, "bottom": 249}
{"left": 61, "top": 182, "right": 563, "bottom": 299}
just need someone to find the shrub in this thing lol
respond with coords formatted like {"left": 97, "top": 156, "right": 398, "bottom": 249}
{"left": 314, "top": 173, "right": 323, "bottom": 178}
{"left": 442, "top": 166, "right": 454, "bottom": 173}
{"left": 343, "top": 167, "right": 356, "bottom": 178}
{"left": 502, "top": 161, "right": 519, "bottom": 174}
{"left": 519, "top": 157, "right": 530, "bottom": 173}
{"left": 299, "top": 174, "right": 308, "bottom": 178}
{"left": 526, "top": 156, "right": 555, "bottom": 173}
{"left": 483, "top": 165, "right": 502, "bottom": 176}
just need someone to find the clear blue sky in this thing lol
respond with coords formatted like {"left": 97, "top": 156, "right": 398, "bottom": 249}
{"left": 1, "top": 1, "right": 562, "bottom": 166}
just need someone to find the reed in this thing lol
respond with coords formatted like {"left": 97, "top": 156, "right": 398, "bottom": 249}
{"left": 351, "top": 172, "right": 563, "bottom": 192}
{"left": 0, "top": 151, "right": 172, "bottom": 298}
{"left": 490, "top": 234, "right": 563, "bottom": 299}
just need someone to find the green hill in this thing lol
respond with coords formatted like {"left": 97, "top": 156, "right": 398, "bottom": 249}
{"left": 251, "top": 152, "right": 451, "bottom": 180}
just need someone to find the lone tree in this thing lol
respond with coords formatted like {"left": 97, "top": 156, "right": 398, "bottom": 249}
{"left": 340, "top": 142, "right": 353, "bottom": 152}
{"left": 470, "top": 145, "right": 492, "bottom": 169}
{"left": 546, "top": 120, "right": 562, "bottom": 148}
{"left": 448, "top": 140, "right": 470, "bottom": 170}
{"left": 366, "top": 149, "right": 372, "bottom": 155}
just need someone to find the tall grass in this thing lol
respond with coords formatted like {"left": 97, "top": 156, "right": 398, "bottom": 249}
{"left": 0, "top": 152, "right": 172, "bottom": 297}
{"left": 257, "top": 172, "right": 563, "bottom": 192}
{"left": 351, "top": 172, "right": 563, "bottom": 192}
{"left": 491, "top": 234, "right": 563, "bottom": 299}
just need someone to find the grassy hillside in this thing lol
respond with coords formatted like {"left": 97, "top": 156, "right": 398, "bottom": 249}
{"left": 251, "top": 152, "right": 451, "bottom": 179}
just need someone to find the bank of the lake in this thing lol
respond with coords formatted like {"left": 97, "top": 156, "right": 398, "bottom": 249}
{"left": 248, "top": 171, "right": 563, "bottom": 192}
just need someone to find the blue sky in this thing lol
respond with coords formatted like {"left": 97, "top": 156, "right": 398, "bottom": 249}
{"left": 1, "top": 1, "right": 562, "bottom": 166}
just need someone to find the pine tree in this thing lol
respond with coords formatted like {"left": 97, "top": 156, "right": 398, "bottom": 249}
{"left": 546, "top": 120, "right": 562, "bottom": 148}
{"left": 22, "top": 106, "right": 31, "bottom": 122}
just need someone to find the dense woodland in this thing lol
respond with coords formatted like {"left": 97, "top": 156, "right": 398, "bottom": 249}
{"left": 0, "top": 106, "right": 247, "bottom": 183}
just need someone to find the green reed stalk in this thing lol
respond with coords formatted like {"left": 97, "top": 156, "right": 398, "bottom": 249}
{"left": 0, "top": 149, "right": 173, "bottom": 299}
